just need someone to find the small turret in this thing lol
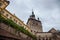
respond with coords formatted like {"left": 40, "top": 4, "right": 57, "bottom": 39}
{"left": 37, "top": 17, "right": 39, "bottom": 21}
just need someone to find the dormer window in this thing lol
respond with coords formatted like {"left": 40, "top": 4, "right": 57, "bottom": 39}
{"left": 0, "top": 2, "right": 2, "bottom": 7}
{"left": 1, "top": 11, "right": 4, "bottom": 14}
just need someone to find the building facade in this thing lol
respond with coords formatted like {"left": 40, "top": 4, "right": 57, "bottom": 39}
{"left": 0, "top": 0, "right": 60, "bottom": 40}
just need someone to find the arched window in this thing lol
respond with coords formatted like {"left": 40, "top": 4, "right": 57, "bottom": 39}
{"left": 46, "top": 38, "right": 48, "bottom": 40}
{"left": 49, "top": 38, "right": 51, "bottom": 40}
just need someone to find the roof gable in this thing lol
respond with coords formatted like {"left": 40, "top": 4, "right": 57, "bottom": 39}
{"left": 48, "top": 28, "right": 57, "bottom": 33}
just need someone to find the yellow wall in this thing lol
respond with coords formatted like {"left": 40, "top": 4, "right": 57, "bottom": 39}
{"left": 1, "top": 9, "right": 31, "bottom": 32}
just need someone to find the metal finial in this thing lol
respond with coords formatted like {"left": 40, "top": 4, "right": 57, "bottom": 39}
{"left": 38, "top": 17, "right": 39, "bottom": 20}
{"left": 32, "top": 9, "right": 34, "bottom": 15}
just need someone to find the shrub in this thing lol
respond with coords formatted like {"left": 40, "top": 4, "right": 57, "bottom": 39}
{"left": 0, "top": 15, "right": 37, "bottom": 40}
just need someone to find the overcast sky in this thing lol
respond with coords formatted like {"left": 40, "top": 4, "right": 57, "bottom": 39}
{"left": 6, "top": 0, "right": 60, "bottom": 32}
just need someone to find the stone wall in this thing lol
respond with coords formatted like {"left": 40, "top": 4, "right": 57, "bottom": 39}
{"left": 0, "top": 23, "right": 32, "bottom": 40}
{"left": 27, "top": 18, "right": 43, "bottom": 35}
{"left": 36, "top": 32, "right": 54, "bottom": 40}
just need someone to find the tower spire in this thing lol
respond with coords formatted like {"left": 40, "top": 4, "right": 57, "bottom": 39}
{"left": 32, "top": 9, "right": 34, "bottom": 15}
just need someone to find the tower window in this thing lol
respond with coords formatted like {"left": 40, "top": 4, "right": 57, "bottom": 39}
{"left": 39, "top": 39, "right": 41, "bottom": 40}
{"left": 46, "top": 39, "right": 48, "bottom": 40}
{"left": 49, "top": 38, "right": 51, "bottom": 40}
{"left": 33, "top": 22, "right": 34, "bottom": 24}
{"left": 34, "top": 31, "right": 35, "bottom": 32}
{"left": 36, "top": 23, "right": 38, "bottom": 25}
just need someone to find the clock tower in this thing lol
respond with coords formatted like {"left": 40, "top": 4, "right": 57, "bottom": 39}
{"left": 27, "top": 10, "right": 43, "bottom": 34}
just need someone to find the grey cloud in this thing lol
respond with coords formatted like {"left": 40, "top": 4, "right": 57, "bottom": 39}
{"left": 7, "top": 0, "right": 60, "bottom": 32}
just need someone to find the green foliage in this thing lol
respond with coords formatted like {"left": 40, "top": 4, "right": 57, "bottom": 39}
{"left": 0, "top": 15, "right": 37, "bottom": 40}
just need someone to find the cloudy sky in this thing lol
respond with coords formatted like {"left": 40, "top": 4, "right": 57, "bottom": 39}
{"left": 7, "top": 0, "right": 60, "bottom": 32}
